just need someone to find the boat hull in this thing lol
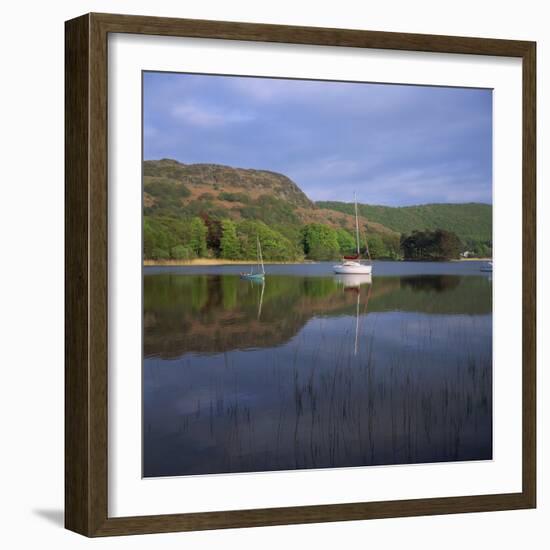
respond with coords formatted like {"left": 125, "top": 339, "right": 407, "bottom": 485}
{"left": 334, "top": 273, "right": 372, "bottom": 287}
{"left": 333, "top": 264, "right": 372, "bottom": 275}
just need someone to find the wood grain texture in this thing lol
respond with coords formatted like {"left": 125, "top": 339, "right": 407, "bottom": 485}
{"left": 521, "top": 42, "right": 537, "bottom": 508}
{"left": 65, "top": 14, "right": 91, "bottom": 535}
{"left": 92, "top": 12, "right": 533, "bottom": 56}
{"left": 65, "top": 12, "right": 537, "bottom": 537}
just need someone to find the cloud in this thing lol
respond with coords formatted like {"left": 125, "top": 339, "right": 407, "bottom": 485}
{"left": 144, "top": 73, "right": 492, "bottom": 206}
{"left": 172, "top": 102, "right": 254, "bottom": 127}
{"left": 143, "top": 125, "right": 158, "bottom": 138}
{"left": 303, "top": 161, "right": 491, "bottom": 206}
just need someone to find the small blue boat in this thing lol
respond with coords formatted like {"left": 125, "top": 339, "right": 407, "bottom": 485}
{"left": 480, "top": 261, "right": 493, "bottom": 272}
{"left": 240, "top": 235, "right": 266, "bottom": 281}
{"left": 240, "top": 272, "right": 265, "bottom": 282}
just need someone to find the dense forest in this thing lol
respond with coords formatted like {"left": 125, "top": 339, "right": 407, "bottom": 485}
{"left": 400, "top": 229, "right": 464, "bottom": 261}
{"left": 143, "top": 159, "right": 492, "bottom": 262}
{"left": 317, "top": 201, "right": 492, "bottom": 257}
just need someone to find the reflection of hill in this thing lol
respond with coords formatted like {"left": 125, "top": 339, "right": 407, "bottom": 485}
{"left": 144, "top": 274, "right": 492, "bottom": 358}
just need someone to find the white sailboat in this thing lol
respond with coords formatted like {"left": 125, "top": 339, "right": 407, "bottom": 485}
{"left": 333, "top": 192, "right": 373, "bottom": 275}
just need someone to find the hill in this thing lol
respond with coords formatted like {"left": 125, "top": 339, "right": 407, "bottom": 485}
{"left": 143, "top": 159, "right": 401, "bottom": 261}
{"left": 144, "top": 158, "right": 313, "bottom": 210}
{"left": 316, "top": 201, "right": 492, "bottom": 256}
{"left": 143, "top": 159, "right": 492, "bottom": 261}
{"left": 144, "top": 159, "right": 394, "bottom": 234}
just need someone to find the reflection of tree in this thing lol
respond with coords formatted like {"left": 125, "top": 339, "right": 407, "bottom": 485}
{"left": 144, "top": 275, "right": 344, "bottom": 358}
{"left": 144, "top": 274, "right": 491, "bottom": 358}
{"left": 400, "top": 275, "right": 461, "bottom": 293}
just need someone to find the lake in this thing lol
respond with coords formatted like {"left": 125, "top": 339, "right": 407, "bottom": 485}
{"left": 143, "top": 261, "right": 492, "bottom": 477}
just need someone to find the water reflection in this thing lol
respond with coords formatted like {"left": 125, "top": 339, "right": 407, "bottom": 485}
{"left": 143, "top": 269, "right": 492, "bottom": 477}
{"left": 144, "top": 273, "right": 491, "bottom": 358}
{"left": 401, "top": 274, "right": 461, "bottom": 292}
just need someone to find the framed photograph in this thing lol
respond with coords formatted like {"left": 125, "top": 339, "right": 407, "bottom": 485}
{"left": 65, "top": 13, "right": 536, "bottom": 536}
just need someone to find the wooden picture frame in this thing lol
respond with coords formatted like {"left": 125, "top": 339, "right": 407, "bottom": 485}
{"left": 65, "top": 12, "right": 536, "bottom": 537}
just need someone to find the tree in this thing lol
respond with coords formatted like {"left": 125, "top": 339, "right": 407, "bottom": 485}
{"left": 335, "top": 228, "right": 356, "bottom": 255}
{"left": 435, "top": 229, "right": 463, "bottom": 260}
{"left": 143, "top": 217, "right": 174, "bottom": 259}
{"left": 189, "top": 217, "right": 208, "bottom": 257}
{"left": 302, "top": 224, "right": 340, "bottom": 260}
{"left": 200, "top": 213, "right": 222, "bottom": 257}
{"left": 400, "top": 229, "right": 463, "bottom": 260}
{"left": 151, "top": 247, "right": 169, "bottom": 260}
{"left": 237, "top": 220, "right": 298, "bottom": 261}
{"left": 220, "top": 219, "right": 241, "bottom": 259}
{"left": 366, "top": 234, "right": 386, "bottom": 259}
{"left": 171, "top": 244, "right": 194, "bottom": 260}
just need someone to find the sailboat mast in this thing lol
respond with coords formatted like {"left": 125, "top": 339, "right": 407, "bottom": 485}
{"left": 354, "top": 192, "right": 360, "bottom": 256}
{"left": 256, "top": 236, "right": 260, "bottom": 274}
{"left": 257, "top": 235, "right": 265, "bottom": 274}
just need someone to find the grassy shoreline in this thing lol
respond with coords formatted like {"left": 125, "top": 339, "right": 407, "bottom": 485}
{"left": 143, "top": 259, "right": 313, "bottom": 266}
{"left": 143, "top": 257, "right": 492, "bottom": 267}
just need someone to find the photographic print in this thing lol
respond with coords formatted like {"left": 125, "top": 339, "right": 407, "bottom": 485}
{"left": 142, "top": 72, "right": 493, "bottom": 478}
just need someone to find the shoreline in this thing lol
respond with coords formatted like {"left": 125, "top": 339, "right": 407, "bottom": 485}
{"left": 144, "top": 259, "right": 312, "bottom": 266}
{"left": 144, "top": 257, "right": 492, "bottom": 267}
{"left": 452, "top": 257, "right": 492, "bottom": 262}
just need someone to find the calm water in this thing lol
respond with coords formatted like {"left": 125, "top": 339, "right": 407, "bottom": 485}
{"left": 143, "top": 261, "right": 492, "bottom": 477}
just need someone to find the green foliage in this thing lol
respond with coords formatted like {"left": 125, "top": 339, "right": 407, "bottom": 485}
{"left": 335, "top": 228, "right": 356, "bottom": 254}
{"left": 151, "top": 247, "right": 169, "bottom": 260}
{"left": 220, "top": 219, "right": 241, "bottom": 259}
{"left": 198, "top": 192, "right": 215, "bottom": 201}
{"left": 171, "top": 244, "right": 194, "bottom": 260}
{"left": 465, "top": 238, "right": 492, "bottom": 258}
{"left": 318, "top": 201, "right": 492, "bottom": 252}
{"left": 143, "top": 217, "right": 174, "bottom": 258}
{"left": 184, "top": 200, "right": 226, "bottom": 220}
{"left": 237, "top": 220, "right": 300, "bottom": 261}
{"left": 362, "top": 233, "right": 402, "bottom": 259}
{"left": 240, "top": 195, "right": 300, "bottom": 226}
{"left": 143, "top": 177, "right": 190, "bottom": 215}
{"left": 218, "top": 191, "right": 250, "bottom": 203}
{"left": 302, "top": 224, "right": 340, "bottom": 260}
{"left": 143, "top": 159, "right": 189, "bottom": 180}
{"left": 381, "top": 233, "right": 402, "bottom": 259}
{"left": 143, "top": 216, "right": 206, "bottom": 260}
{"left": 400, "top": 229, "right": 463, "bottom": 260}
{"left": 366, "top": 234, "right": 386, "bottom": 259}
{"left": 143, "top": 159, "right": 491, "bottom": 262}
{"left": 189, "top": 217, "right": 208, "bottom": 256}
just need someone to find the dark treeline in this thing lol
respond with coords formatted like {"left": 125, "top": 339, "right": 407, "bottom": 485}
{"left": 400, "top": 229, "right": 464, "bottom": 261}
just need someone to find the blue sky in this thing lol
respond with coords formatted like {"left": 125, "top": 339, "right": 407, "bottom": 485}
{"left": 143, "top": 72, "right": 492, "bottom": 206}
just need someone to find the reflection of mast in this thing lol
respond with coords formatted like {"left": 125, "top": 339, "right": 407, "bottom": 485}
{"left": 257, "top": 281, "right": 265, "bottom": 320}
{"left": 334, "top": 273, "right": 372, "bottom": 356}
{"left": 354, "top": 290, "right": 360, "bottom": 355}
{"left": 355, "top": 281, "right": 373, "bottom": 355}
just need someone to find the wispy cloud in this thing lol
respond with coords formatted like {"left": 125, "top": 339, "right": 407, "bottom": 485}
{"left": 144, "top": 72, "right": 492, "bottom": 206}
{"left": 172, "top": 102, "right": 254, "bottom": 127}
